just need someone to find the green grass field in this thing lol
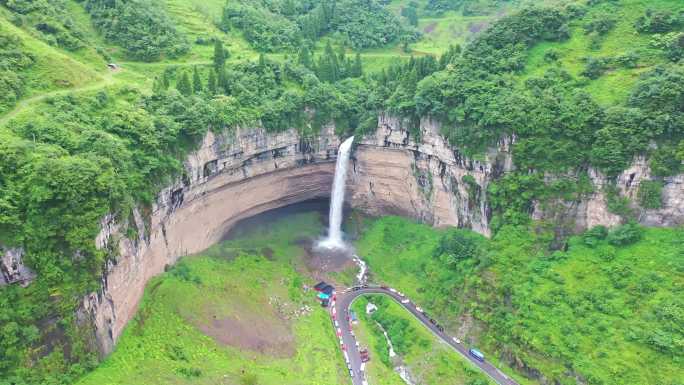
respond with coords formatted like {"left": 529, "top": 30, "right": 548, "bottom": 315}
{"left": 76, "top": 212, "right": 348, "bottom": 385}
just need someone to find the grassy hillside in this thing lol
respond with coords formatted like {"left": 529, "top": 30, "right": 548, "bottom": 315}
{"left": 522, "top": 0, "right": 684, "bottom": 104}
{"left": 0, "top": 17, "right": 103, "bottom": 115}
{"left": 355, "top": 216, "right": 684, "bottom": 385}
{"left": 351, "top": 295, "right": 495, "bottom": 385}
{"left": 78, "top": 212, "right": 347, "bottom": 385}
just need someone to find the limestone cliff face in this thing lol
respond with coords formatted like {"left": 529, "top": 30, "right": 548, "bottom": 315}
{"left": 81, "top": 124, "right": 340, "bottom": 355}
{"left": 0, "top": 247, "right": 34, "bottom": 287}
{"left": 81, "top": 116, "right": 683, "bottom": 356}
{"left": 350, "top": 114, "right": 514, "bottom": 236}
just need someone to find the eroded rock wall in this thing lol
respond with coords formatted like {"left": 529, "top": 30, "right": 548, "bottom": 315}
{"left": 351, "top": 114, "right": 514, "bottom": 236}
{"left": 82, "top": 115, "right": 683, "bottom": 357}
{"left": 82, "top": 125, "right": 340, "bottom": 354}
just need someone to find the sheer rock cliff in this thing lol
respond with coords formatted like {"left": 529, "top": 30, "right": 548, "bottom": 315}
{"left": 80, "top": 117, "right": 683, "bottom": 355}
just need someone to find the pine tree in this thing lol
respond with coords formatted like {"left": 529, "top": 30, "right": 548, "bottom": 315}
{"left": 217, "top": 66, "right": 228, "bottom": 94}
{"left": 323, "top": 41, "right": 339, "bottom": 82}
{"left": 337, "top": 46, "right": 347, "bottom": 78}
{"left": 161, "top": 71, "right": 170, "bottom": 90}
{"left": 192, "top": 66, "right": 202, "bottom": 93}
{"left": 208, "top": 69, "right": 217, "bottom": 95}
{"left": 298, "top": 47, "right": 312, "bottom": 69}
{"left": 176, "top": 71, "right": 192, "bottom": 96}
{"left": 352, "top": 53, "right": 363, "bottom": 77}
{"left": 213, "top": 40, "right": 226, "bottom": 69}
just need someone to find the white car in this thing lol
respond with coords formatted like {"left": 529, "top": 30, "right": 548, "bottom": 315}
{"left": 401, "top": 298, "right": 410, "bottom": 304}
{"left": 452, "top": 337, "right": 461, "bottom": 344}
{"left": 389, "top": 288, "right": 397, "bottom": 293}
{"left": 397, "top": 291, "right": 405, "bottom": 297}
{"left": 415, "top": 306, "right": 423, "bottom": 313}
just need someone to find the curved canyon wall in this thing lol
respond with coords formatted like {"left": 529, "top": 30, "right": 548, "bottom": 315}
{"left": 79, "top": 116, "right": 684, "bottom": 356}
{"left": 81, "top": 125, "right": 340, "bottom": 354}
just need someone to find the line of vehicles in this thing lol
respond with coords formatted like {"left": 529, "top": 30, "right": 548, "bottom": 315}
{"left": 349, "top": 284, "right": 487, "bottom": 362}
{"left": 321, "top": 281, "right": 490, "bottom": 385}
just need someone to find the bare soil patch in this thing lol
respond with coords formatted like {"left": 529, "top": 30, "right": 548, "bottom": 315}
{"left": 196, "top": 309, "right": 295, "bottom": 358}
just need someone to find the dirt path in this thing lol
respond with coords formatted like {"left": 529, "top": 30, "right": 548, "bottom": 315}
{"left": 0, "top": 71, "right": 119, "bottom": 127}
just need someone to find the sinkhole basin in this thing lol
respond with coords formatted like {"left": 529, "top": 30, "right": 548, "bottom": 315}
{"left": 77, "top": 202, "right": 490, "bottom": 385}
{"left": 77, "top": 204, "right": 352, "bottom": 385}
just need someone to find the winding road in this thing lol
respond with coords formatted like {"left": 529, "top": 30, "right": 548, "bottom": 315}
{"left": 331, "top": 286, "right": 518, "bottom": 385}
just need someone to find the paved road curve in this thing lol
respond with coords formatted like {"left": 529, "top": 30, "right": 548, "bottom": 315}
{"left": 331, "top": 286, "right": 518, "bottom": 385}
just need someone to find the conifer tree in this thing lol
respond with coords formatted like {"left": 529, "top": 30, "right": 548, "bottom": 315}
{"left": 161, "top": 71, "right": 170, "bottom": 90}
{"left": 217, "top": 66, "right": 228, "bottom": 94}
{"left": 208, "top": 69, "right": 217, "bottom": 95}
{"left": 352, "top": 53, "right": 363, "bottom": 77}
{"left": 192, "top": 66, "right": 202, "bottom": 93}
{"left": 176, "top": 71, "right": 192, "bottom": 96}
{"left": 213, "top": 40, "right": 226, "bottom": 69}
{"left": 298, "top": 47, "right": 312, "bottom": 69}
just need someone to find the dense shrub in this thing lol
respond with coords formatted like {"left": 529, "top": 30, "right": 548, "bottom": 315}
{"left": 581, "top": 56, "right": 610, "bottom": 79}
{"left": 434, "top": 229, "right": 483, "bottom": 267}
{"left": 0, "top": 27, "right": 35, "bottom": 113}
{"left": 221, "top": 0, "right": 417, "bottom": 51}
{"left": 637, "top": 180, "right": 664, "bottom": 209}
{"left": 84, "top": 0, "right": 189, "bottom": 61}
{"left": 583, "top": 13, "right": 616, "bottom": 35}
{"left": 607, "top": 222, "right": 642, "bottom": 246}
{"left": 634, "top": 9, "right": 683, "bottom": 34}
{"left": 1, "top": 0, "right": 87, "bottom": 50}
{"left": 583, "top": 225, "right": 608, "bottom": 247}
{"left": 221, "top": 1, "right": 300, "bottom": 51}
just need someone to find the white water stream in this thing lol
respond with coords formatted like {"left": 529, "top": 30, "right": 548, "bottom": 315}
{"left": 319, "top": 136, "right": 354, "bottom": 249}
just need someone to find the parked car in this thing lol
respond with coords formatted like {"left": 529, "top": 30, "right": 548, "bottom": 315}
{"left": 401, "top": 298, "right": 410, "bottom": 304}
{"left": 452, "top": 337, "right": 461, "bottom": 344}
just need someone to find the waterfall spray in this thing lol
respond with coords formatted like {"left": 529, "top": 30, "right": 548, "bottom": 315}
{"left": 319, "top": 136, "right": 354, "bottom": 249}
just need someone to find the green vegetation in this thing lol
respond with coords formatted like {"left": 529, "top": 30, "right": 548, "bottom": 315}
{"left": 1, "top": 0, "right": 88, "bottom": 50}
{"left": 356, "top": 216, "right": 684, "bottom": 385}
{"left": 221, "top": 0, "right": 418, "bottom": 51}
{"left": 0, "top": 0, "right": 683, "bottom": 383}
{"left": 77, "top": 211, "right": 347, "bottom": 385}
{"left": 84, "top": 0, "right": 190, "bottom": 61}
{"left": 351, "top": 295, "right": 494, "bottom": 385}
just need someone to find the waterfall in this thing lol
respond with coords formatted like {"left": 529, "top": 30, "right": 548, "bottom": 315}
{"left": 319, "top": 136, "right": 354, "bottom": 249}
